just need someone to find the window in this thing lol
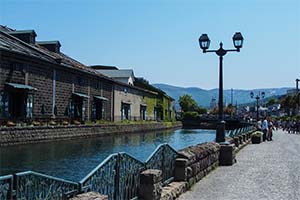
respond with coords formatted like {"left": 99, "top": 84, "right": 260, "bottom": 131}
{"left": 77, "top": 77, "right": 84, "bottom": 86}
{"left": 121, "top": 103, "right": 131, "bottom": 120}
{"left": 140, "top": 105, "right": 147, "bottom": 120}
{"left": 0, "top": 91, "right": 9, "bottom": 117}
{"left": 26, "top": 94, "right": 33, "bottom": 118}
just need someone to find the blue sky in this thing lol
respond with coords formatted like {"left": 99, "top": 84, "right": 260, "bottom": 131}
{"left": 1, "top": 0, "right": 299, "bottom": 89}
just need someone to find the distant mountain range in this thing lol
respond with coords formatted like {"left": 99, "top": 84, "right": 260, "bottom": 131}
{"left": 153, "top": 83, "right": 291, "bottom": 109}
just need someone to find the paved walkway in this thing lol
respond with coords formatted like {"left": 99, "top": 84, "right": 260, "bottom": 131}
{"left": 178, "top": 130, "right": 300, "bottom": 200}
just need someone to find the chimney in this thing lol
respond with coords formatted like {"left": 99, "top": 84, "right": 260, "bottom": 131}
{"left": 37, "top": 41, "right": 61, "bottom": 53}
{"left": 8, "top": 30, "right": 37, "bottom": 44}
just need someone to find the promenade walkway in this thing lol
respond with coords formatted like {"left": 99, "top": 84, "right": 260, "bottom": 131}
{"left": 177, "top": 130, "right": 300, "bottom": 200}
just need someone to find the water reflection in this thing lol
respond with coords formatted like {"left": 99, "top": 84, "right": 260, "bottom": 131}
{"left": 0, "top": 129, "right": 215, "bottom": 181}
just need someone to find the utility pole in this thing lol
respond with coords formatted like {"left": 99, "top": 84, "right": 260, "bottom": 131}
{"left": 296, "top": 78, "right": 299, "bottom": 94}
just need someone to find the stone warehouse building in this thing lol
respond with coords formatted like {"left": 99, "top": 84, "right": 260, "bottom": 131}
{"left": 0, "top": 26, "right": 175, "bottom": 124}
{"left": 0, "top": 26, "right": 114, "bottom": 124}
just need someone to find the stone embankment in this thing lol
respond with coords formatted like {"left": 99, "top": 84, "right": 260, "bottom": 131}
{"left": 0, "top": 121, "right": 182, "bottom": 146}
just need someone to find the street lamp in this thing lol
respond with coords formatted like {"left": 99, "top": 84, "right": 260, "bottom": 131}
{"left": 250, "top": 91, "right": 265, "bottom": 120}
{"left": 199, "top": 32, "right": 244, "bottom": 143}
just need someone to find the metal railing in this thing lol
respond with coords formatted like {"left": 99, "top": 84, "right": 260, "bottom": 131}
{"left": 0, "top": 143, "right": 178, "bottom": 200}
{"left": 80, "top": 153, "right": 144, "bottom": 200}
{"left": 145, "top": 143, "right": 177, "bottom": 185}
{"left": 0, "top": 175, "right": 13, "bottom": 200}
{"left": 15, "top": 171, "right": 79, "bottom": 200}
{"left": 226, "top": 125, "right": 255, "bottom": 137}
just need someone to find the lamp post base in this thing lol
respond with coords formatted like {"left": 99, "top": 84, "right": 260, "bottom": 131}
{"left": 216, "top": 120, "right": 226, "bottom": 143}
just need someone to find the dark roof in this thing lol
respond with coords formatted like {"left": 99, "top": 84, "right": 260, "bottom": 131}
{"left": 0, "top": 30, "right": 55, "bottom": 63}
{"left": 90, "top": 65, "right": 118, "bottom": 70}
{"left": 0, "top": 29, "right": 112, "bottom": 81}
{"left": 0, "top": 25, "right": 14, "bottom": 32}
{"left": 8, "top": 30, "right": 37, "bottom": 37}
{"left": 36, "top": 41, "right": 61, "bottom": 46}
{"left": 96, "top": 69, "right": 134, "bottom": 78}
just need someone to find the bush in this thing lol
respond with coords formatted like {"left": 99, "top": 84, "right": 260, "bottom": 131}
{"left": 182, "top": 111, "right": 199, "bottom": 120}
{"left": 252, "top": 131, "right": 262, "bottom": 137}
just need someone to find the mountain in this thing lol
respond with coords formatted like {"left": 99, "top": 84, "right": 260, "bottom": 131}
{"left": 153, "top": 83, "right": 291, "bottom": 109}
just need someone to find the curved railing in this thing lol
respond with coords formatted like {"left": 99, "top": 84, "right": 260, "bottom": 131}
{"left": 80, "top": 152, "right": 144, "bottom": 200}
{"left": 80, "top": 154, "right": 118, "bottom": 198}
{"left": 15, "top": 171, "right": 78, "bottom": 200}
{"left": 0, "top": 175, "right": 13, "bottom": 200}
{"left": 145, "top": 143, "right": 178, "bottom": 185}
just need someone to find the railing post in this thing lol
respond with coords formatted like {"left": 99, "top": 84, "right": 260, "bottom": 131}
{"left": 139, "top": 169, "right": 163, "bottom": 200}
{"left": 161, "top": 145, "right": 165, "bottom": 181}
{"left": 114, "top": 154, "right": 120, "bottom": 200}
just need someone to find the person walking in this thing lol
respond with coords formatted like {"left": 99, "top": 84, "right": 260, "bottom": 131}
{"left": 261, "top": 117, "right": 268, "bottom": 142}
{"left": 267, "top": 119, "right": 273, "bottom": 141}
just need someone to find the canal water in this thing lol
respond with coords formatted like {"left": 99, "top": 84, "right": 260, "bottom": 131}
{"left": 0, "top": 129, "right": 215, "bottom": 182}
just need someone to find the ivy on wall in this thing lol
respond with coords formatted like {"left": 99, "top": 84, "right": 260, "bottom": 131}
{"left": 144, "top": 95, "right": 156, "bottom": 115}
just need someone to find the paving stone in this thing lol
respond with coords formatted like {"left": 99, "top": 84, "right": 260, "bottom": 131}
{"left": 177, "top": 130, "right": 300, "bottom": 200}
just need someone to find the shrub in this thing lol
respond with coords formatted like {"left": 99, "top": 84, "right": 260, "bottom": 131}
{"left": 182, "top": 111, "right": 199, "bottom": 120}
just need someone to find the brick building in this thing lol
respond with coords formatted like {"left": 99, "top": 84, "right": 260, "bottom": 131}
{"left": 0, "top": 26, "right": 114, "bottom": 124}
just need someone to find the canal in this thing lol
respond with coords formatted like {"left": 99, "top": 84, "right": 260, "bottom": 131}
{"left": 0, "top": 129, "right": 215, "bottom": 182}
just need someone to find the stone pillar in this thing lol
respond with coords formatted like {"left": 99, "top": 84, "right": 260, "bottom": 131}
{"left": 139, "top": 169, "right": 162, "bottom": 200}
{"left": 233, "top": 137, "right": 239, "bottom": 147}
{"left": 219, "top": 144, "right": 235, "bottom": 166}
{"left": 238, "top": 135, "right": 243, "bottom": 144}
{"left": 175, "top": 158, "right": 188, "bottom": 181}
{"left": 242, "top": 134, "right": 246, "bottom": 142}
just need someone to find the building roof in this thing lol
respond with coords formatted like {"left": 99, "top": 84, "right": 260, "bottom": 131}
{"left": 36, "top": 40, "right": 61, "bottom": 46}
{"left": 0, "top": 29, "right": 112, "bottom": 81}
{"left": 96, "top": 69, "right": 134, "bottom": 78}
{"left": 0, "top": 30, "right": 55, "bottom": 63}
{"left": 0, "top": 25, "right": 15, "bottom": 32}
{"left": 90, "top": 65, "right": 118, "bottom": 70}
{"left": 8, "top": 30, "right": 37, "bottom": 37}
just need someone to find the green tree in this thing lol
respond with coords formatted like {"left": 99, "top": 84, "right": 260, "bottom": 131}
{"left": 281, "top": 95, "right": 294, "bottom": 116}
{"left": 197, "top": 107, "right": 208, "bottom": 114}
{"left": 179, "top": 94, "right": 198, "bottom": 112}
{"left": 266, "top": 98, "right": 277, "bottom": 106}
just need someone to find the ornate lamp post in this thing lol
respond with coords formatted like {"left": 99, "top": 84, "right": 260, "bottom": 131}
{"left": 250, "top": 91, "right": 265, "bottom": 120}
{"left": 199, "top": 32, "right": 244, "bottom": 142}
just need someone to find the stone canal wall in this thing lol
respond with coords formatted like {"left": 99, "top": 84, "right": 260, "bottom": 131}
{"left": 0, "top": 121, "right": 182, "bottom": 146}
{"left": 175, "top": 142, "right": 220, "bottom": 187}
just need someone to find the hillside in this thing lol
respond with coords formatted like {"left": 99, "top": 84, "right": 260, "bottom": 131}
{"left": 153, "top": 83, "right": 290, "bottom": 108}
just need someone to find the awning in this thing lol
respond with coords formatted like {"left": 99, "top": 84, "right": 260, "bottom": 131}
{"left": 5, "top": 82, "right": 37, "bottom": 91}
{"left": 140, "top": 103, "right": 147, "bottom": 107}
{"left": 94, "top": 96, "right": 108, "bottom": 101}
{"left": 73, "top": 92, "right": 89, "bottom": 98}
{"left": 121, "top": 101, "right": 132, "bottom": 105}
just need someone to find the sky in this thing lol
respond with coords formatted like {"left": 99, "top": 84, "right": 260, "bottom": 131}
{"left": 1, "top": 0, "right": 299, "bottom": 90}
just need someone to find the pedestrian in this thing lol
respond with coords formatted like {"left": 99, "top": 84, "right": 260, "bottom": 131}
{"left": 297, "top": 120, "right": 300, "bottom": 134}
{"left": 267, "top": 119, "right": 273, "bottom": 141}
{"left": 261, "top": 117, "right": 268, "bottom": 142}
